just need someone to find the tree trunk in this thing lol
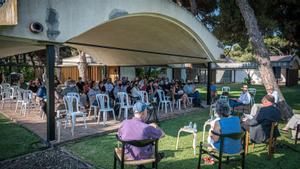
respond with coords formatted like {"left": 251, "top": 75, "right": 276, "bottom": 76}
{"left": 235, "top": 0, "right": 293, "bottom": 121}
{"left": 78, "top": 50, "right": 88, "bottom": 82}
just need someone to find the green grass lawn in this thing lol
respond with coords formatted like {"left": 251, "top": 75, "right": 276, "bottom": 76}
{"left": 65, "top": 84, "right": 300, "bottom": 169}
{"left": 0, "top": 114, "right": 46, "bottom": 161}
{"left": 197, "top": 84, "right": 300, "bottom": 114}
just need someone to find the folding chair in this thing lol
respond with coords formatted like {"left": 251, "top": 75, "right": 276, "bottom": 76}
{"left": 114, "top": 135, "right": 160, "bottom": 169}
{"left": 197, "top": 131, "right": 246, "bottom": 169}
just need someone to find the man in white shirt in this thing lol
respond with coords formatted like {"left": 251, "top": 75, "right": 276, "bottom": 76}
{"left": 267, "top": 86, "right": 279, "bottom": 103}
{"left": 104, "top": 78, "right": 114, "bottom": 93}
{"left": 229, "top": 85, "right": 251, "bottom": 108}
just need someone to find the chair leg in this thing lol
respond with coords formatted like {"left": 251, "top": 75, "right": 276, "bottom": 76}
{"left": 112, "top": 110, "right": 116, "bottom": 121}
{"left": 97, "top": 110, "right": 101, "bottom": 124}
{"left": 242, "top": 151, "right": 245, "bottom": 169}
{"left": 113, "top": 154, "right": 117, "bottom": 169}
{"left": 118, "top": 108, "right": 122, "bottom": 119}
{"left": 125, "top": 109, "right": 128, "bottom": 120}
{"left": 218, "top": 152, "right": 223, "bottom": 169}
{"left": 197, "top": 143, "right": 203, "bottom": 169}
{"left": 83, "top": 114, "right": 87, "bottom": 128}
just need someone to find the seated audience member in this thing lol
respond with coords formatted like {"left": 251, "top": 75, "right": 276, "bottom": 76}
{"left": 85, "top": 84, "right": 98, "bottom": 108}
{"left": 183, "top": 80, "right": 201, "bottom": 107}
{"left": 54, "top": 76, "right": 61, "bottom": 88}
{"left": 118, "top": 102, "right": 164, "bottom": 168}
{"left": 28, "top": 80, "right": 38, "bottom": 93}
{"left": 76, "top": 77, "right": 85, "bottom": 93}
{"left": 113, "top": 80, "right": 122, "bottom": 101}
{"left": 210, "top": 82, "right": 217, "bottom": 103}
{"left": 243, "top": 95, "right": 281, "bottom": 143}
{"left": 18, "top": 75, "right": 28, "bottom": 89}
{"left": 172, "top": 81, "right": 188, "bottom": 108}
{"left": 98, "top": 81, "right": 106, "bottom": 93}
{"left": 282, "top": 114, "right": 300, "bottom": 139}
{"left": 104, "top": 78, "right": 114, "bottom": 95}
{"left": 208, "top": 100, "right": 242, "bottom": 154}
{"left": 61, "top": 80, "right": 79, "bottom": 96}
{"left": 36, "top": 78, "right": 47, "bottom": 115}
{"left": 147, "top": 80, "right": 157, "bottom": 101}
{"left": 229, "top": 84, "right": 251, "bottom": 108}
{"left": 131, "top": 81, "right": 141, "bottom": 100}
{"left": 266, "top": 86, "right": 279, "bottom": 104}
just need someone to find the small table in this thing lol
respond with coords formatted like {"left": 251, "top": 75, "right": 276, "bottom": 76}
{"left": 176, "top": 127, "right": 197, "bottom": 157}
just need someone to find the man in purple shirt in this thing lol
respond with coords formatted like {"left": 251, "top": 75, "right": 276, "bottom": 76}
{"left": 118, "top": 102, "right": 165, "bottom": 167}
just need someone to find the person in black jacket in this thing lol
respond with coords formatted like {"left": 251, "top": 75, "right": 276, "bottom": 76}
{"left": 243, "top": 95, "right": 281, "bottom": 143}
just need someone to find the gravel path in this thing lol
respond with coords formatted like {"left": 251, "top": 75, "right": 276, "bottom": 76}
{"left": 0, "top": 148, "right": 92, "bottom": 169}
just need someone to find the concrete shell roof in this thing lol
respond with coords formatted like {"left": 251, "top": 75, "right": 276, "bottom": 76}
{"left": 0, "top": 0, "right": 223, "bottom": 65}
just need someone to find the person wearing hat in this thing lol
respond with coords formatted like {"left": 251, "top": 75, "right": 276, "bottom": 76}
{"left": 205, "top": 100, "right": 242, "bottom": 164}
{"left": 243, "top": 95, "right": 281, "bottom": 143}
{"left": 229, "top": 84, "right": 251, "bottom": 108}
{"left": 117, "top": 102, "right": 165, "bottom": 167}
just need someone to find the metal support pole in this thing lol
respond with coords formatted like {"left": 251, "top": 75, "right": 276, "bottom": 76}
{"left": 206, "top": 62, "right": 212, "bottom": 105}
{"left": 46, "top": 45, "right": 56, "bottom": 141}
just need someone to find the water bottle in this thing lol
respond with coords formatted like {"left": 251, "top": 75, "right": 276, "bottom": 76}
{"left": 189, "top": 122, "right": 193, "bottom": 128}
{"left": 193, "top": 123, "right": 197, "bottom": 132}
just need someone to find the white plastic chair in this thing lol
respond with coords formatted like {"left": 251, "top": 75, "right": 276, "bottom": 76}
{"left": 248, "top": 88, "right": 256, "bottom": 105}
{"left": 117, "top": 92, "right": 133, "bottom": 120}
{"left": 15, "top": 89, "right": 25, "bottom": 113}
{"left": 221, "top": 86, "right": 230, "bottom": 93}
{"left": 202, "top": 103, "right": 218, "bottom": 142}
{"left": 96, "top": 94, "right": 116, "bottom": 125}
{"left": 138, "top": 91, "right": 150, "bottom": 105}
{"left": 63, "top": 95, "right": 87, "bottom": 136}
{"left": 157, "top": 90, "right": 172, "bottom": 113}
{"left": 1, "top": 87, "right": 14, "bottom": 109}
{"left": 173, "top": 98, "right": 183, "bottom": 110}
{"left": 0, "top": 83, "right": 10, "bottom": 100}
{"left": 20, "top": 90, "right": 34, "bottom": 116}
{"left": 88, "top": 95, "right": 98, "bottom": 120}
{"left": 11, "top": 85, "right": 20, "bottom": 100}
{"left": 67, "top": 92, "right": 80, "bottom": 99}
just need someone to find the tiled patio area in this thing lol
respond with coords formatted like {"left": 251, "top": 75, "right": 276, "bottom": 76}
{"left": 0, "top": 102, "right": 203, "bottom": 145}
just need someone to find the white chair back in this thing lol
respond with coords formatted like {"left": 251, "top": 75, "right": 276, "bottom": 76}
{"left": 1, "top": 83, "right": 10, "bottom": 90}
{"left": 248, "top": 88, "right": 256, "bottom": 105}
{"left": 2, "top": 87, "right": 12, "bottom": 100}
{"left": 96, "top": 94, "right": 111, "bottom": 109}
{"left": 16, "top": 89, "right": 25, "bottom": 101}
{"left": 67, "top": 92, "right": 80, "bottom": 99}
{"left": 23, "top": 90, "right": 33, "bottom": 103}
{"left": 138, "top": 91, "right": 149, "bottom": 104}
{"left": 221, "top": 86, "right": 230, "bottom": 93}
{"left": 117, "top": 92, "right": 130, "bottom": 106}
{"left": 209, "top": 103, "right": 217, "bottom": 119}
{"left": 11, "top": 86, "right": 20, "bottom": 98}
{"left": 219, "top": 95, "right": 229, "bottom": 103}
{"left": 63, "top": 95, "right": 80, "bottom": 114}
{"left": 157, "top": 90, "right": 166, "bottom": 102}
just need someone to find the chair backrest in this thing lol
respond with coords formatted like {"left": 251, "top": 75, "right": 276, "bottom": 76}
{"left": 157, "top": 90, "right": 166, "bottom": 102}
{"left": 116, "top": 135, "right": 158, "bottom": 147}
{"left": 219, "top": 95, "right": 229, "bottom": 103}
{"left": 11, "top": 86, "right": 20, "bottom": 98}
{"left": 209, "top": 103, "right": 217, "bottom": 119}
{"left": 67, "top": 92, "right": 80, "bottom": 99}
{"left": 16, "top": 89, "right": 25, "bottom": 101}
{"left": 117, "top": 92, "right": 130, "bottom": 106}
{"left": 1, "top": 83, "right": 10, "bottom": 90}
{"left": 213, "top": 117, "right": 243, "bottom": 154}
{"left": 138, "top": 91, "right": 149, "bottom": 104}
{"left": 2, "top": 87, "right": 12, "bottom": 99}
{"left": 63, "top": 95, "right": 80, "bottom": 113}
{"left": 222, "top": 86, "right": 230, "bottom": 93}
{"left": 96, "top": 94, "right": 111, "bottom": 109}
{"left": 248, "top": 88, "right": 256, "bottom": 105}
{"left": 23, "top": 90, "right": 33, "bottom": 103}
